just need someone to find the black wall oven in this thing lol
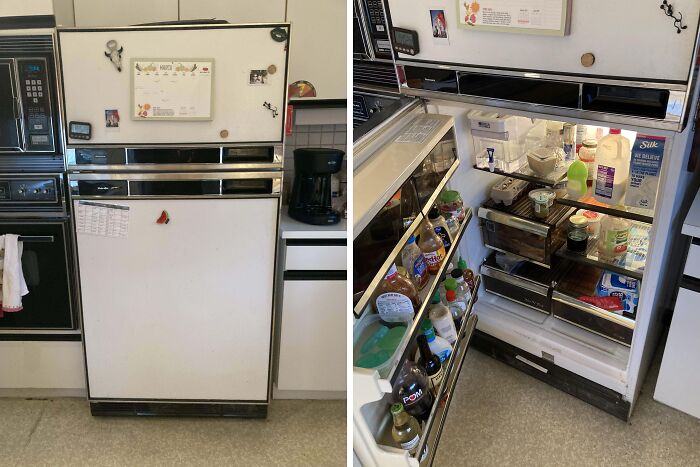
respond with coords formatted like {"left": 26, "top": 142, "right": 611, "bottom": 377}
{"left": 0, "top": 33, "right": 62, "bottom": 171}
{"left": 0, "top": 175, "right": 76, "bottom": 336}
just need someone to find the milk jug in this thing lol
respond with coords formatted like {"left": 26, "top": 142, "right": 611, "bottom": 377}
{"left": 593, "top": 129, "right": 631, "bottom": 205}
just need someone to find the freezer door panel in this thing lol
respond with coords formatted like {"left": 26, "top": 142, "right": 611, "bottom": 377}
{"left": 75, "top": 198, "right": 279, "bottom": 401}
{"left": 387, "top": 0, "right": 700, "bottom": 82}
{"left": 59, "top": 26, "right": 289, "bottom": 145}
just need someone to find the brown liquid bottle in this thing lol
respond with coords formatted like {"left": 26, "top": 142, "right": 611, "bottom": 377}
{"left": 373, "top": 263, "right": 421, "bottom": 321}
{"left": 417, "top": 218, "right": 446, "bottom": 275}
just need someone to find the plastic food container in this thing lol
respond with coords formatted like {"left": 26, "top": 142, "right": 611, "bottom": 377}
{"left": 526, "top": 147, "right": 558, "bottom": 177}
{"left": 576, "top": 209, "right": 604, "bottom": 238}
{"left": 438, "top": 190, "right": 465, "bottom": 222}
{"left": 528, "top": 189, "right": 556, "bottom": 219}
{"left": 490, "top": 177, "right": 528, "bottom": 206}
{"left": 353, "top": 314, "right": 411, "bottom": 378}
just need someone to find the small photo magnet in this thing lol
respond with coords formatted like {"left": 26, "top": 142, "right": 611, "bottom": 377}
{"left": 105, "top": 109, "right": 120, "bottom": 128}
{"left": 249, "top": 69, "right": 269, "bottom": 85}
{"left": 430, "top": 9, "right": 450, "bottom": 45}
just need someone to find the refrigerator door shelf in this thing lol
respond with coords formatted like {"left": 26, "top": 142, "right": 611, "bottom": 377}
{"left": 353, "top": 277, "right": 480, "bottom": 467}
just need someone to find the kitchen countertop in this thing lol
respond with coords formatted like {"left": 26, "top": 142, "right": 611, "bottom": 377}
{"left": 279, "top": 208, "right": 347, "bottom": 240}
{"left": 682, "top": 188, "right": 700, "bottom": 238}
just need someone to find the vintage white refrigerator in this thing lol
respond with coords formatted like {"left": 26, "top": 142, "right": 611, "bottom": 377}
{"left": 353, "top": 0, "right": 700, "bottom": 464}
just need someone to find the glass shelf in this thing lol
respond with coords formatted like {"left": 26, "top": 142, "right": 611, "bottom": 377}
{"left": 554, "top": 222, "right": 650, "bottom": 281}
{"left": 473, "top": 164, "right": 567, "bottom": 187}
{"left": 555, "top": 194, "right": 654, "bottom": 224}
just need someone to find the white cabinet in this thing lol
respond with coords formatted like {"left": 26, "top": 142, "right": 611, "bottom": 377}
{"left": 179, "top": 0, "right": 286, "bottom": 23}
{"left": 73, "top": 0, "right": 178, "bottom": 27}
{"left": 277, "top": 278, "right": 347, "bottom": 393}
{"left": 286, "top": 0, "right": 347, "bottom": 100}
{"left": 654, "top": 285, "right": 700, "bottom": 418}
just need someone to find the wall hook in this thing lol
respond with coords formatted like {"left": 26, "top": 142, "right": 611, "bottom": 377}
{"left": 660, "top": 1, "right": 688, "bottom": 34}
{"left": 263, "top": 102, "right": 279, "bottom": 118}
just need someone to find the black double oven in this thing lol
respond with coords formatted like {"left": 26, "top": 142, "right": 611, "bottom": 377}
{"left": 0, "top": 31, "right": 77, "bottom": 339}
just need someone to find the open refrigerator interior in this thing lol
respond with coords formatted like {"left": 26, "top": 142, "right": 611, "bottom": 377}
{"left": 353, "top": 93, "right": 697, "bottom": 465}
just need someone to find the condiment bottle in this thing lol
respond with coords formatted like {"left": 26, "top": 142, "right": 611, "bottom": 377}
{"left": 428, "top": 207, "right": 452, "bottom": 251}
{"left": 420, "top": 320, "right": 452, "bottom": 362}
{"left": 417, "top": 218, "right": 446, "bottom": 275}
{"left": 373, "top": 263, "right": 421, "bottom": 322}
{"left": 401, "top": 235, "right": 429, "bottom": 290}
{"left": 428, "top": 291, "right": 457, "bottom": 344}
{"left": 457, "top": 257, "right": 476, "bottom": 292}
{"left": 417, "top": 334, "right": 444, "bottom": 396}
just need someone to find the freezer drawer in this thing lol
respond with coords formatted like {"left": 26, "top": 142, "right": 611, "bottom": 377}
{"left": 481, "top": 252, "right": 567, "bottom": 314}
{"left": 479, "top": 196, "right": 572, "bottom": 267}
{"left": 551, "top": 264, "right": 635, "bottom": 346}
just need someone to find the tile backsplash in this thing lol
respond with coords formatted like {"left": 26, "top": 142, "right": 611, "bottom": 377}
{"left": 283, "top": 123, "right": 347, "bottom": 205}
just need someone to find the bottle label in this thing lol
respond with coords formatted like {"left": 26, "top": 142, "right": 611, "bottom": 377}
{"left": 402, "top": 388, "right": 424, "bottom": 405}
{"left": 563, "top": 143, "right": 574, "bottom": 160}
{"left": 595, "top": 165, "right": 615, "bottom": 199}
{"left": 423, "top": 246, "right": 446, "bottom": 274}
{"left": 436, "top": 348, "right": 451, "bottom": 362}
{"left": 412, "top": 255, "right": 428, "bottom": 280}
{"left": 400, "top": 435, "right": 420, "bottom": 451}
{"left": 429, "top": 366, "right": 444, "bottom": 394}
{"left": 433, "top": 319, "right": 457, "bottom": 342}
{"left": 375, "top": 292, "right": 414, "bottom": 321}
{"left": 433, "top": 226, "right": 452, "bottom": 250}
{"left": 603, "top": 228, "right": 629, "bottom": 254}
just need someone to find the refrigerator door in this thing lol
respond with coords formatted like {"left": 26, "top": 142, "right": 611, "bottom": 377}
{"left": 75, "top": 197, "right": 278, "bottom": 401}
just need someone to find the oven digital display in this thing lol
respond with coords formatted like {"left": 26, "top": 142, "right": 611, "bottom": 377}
{"left": 26, "top": 64, "right": 42, "bottom": 73}
{"left": 71, "top": 123, "right": 90, "bottom": 135}
{"left": 395, "top": 31, "right": 414, "bottom": 46}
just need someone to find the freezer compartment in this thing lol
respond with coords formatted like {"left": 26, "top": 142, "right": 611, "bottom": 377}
{"left": 481, "top": 252, "right": 567, "bottom": 314}
{"left": 552, "top": 264, "right": 636, "bottom": 346}
{"left": 479, "top": 195, "right": 572, "bottom": 267}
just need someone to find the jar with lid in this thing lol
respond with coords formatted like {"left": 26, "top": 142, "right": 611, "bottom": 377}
{"left": 578, "top": 139, "right": 598, "bottom": 188}
{"left": 437, "top": 190, "right": 465, "bottom": 222}
{"left": 567, "top": 215, "right": 589, "bottom": 253}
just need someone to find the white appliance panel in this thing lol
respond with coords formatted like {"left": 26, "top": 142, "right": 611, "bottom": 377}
{"left": 387, "top": 0, "right": 700, "bottom": 82}
{"left": 76, "top": 198, "right": 278, "bottom": 401}
{"left": 59, "top": 26, "right": 288, "bottom": 145}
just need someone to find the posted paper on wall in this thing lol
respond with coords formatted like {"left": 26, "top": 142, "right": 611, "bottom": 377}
{"left": 76, "top": 201, "right": 130, "bottom": 239}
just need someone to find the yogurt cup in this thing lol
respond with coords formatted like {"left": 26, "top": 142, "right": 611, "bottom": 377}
{"left": 528, "top": 189, "right": 556, "bottom": 219}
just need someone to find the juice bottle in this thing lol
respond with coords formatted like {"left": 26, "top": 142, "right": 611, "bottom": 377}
{"left": 373, "top": 263, "right": 421, "bottom": 322}
{"left": 417, "top": 218, "right": 446, "bottom": 275}
{"left": 598, "top": 216, "right": 631, "bottom": 260}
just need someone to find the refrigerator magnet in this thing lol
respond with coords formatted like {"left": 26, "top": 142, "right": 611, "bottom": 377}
{"left": 104, "top": 40, "right": 124, "bottom": 72}
{"left": 105, "top": 109, "right": 120, "bottom": 128}
{"left": 249, "top": 69, "right": 269, "bottom": 85}
{"left": 430, "top": 9, "right": 450, "bottom": 45}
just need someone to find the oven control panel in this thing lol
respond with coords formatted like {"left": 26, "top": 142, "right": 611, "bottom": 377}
{"left": 0, "top": 179, "right": 57, "bottom": 202}
{"left": 17, "top": 58, "right": 55, "bottom": 153}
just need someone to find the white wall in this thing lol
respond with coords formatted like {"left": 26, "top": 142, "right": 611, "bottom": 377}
{"left": 0, "top": 0, "right": 53, "bottom": 17}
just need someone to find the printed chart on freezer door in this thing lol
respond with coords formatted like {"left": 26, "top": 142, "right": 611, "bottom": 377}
{"left": 76, "top": 201, "right": 130, "bottom": 239}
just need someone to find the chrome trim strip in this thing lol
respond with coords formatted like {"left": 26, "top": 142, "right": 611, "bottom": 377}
{"left": 552, "top": 315, "right": 632, "bottom": 347}
{"left": 396, "top": 60, "right": 689, "bottom": 91}
{"left": 482, "top": 289, "right": 551, "bottom": 315}
{"left": 400, "top": 87, "right": 685, "bottom": 132}
{"left": 478, "top": 206, "right": 550, "bottom": 237}
{"left": 68, "top": 171, "right": 282, "bottom": 181}
{"left": 480, "top": 264, "right": 550, "bottom": 296}
{"left": 551, "top": 291, "right": 635, "bottom": 329}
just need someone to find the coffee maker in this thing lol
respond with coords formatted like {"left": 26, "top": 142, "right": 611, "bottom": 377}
{"left": 288, "top": 148, "right": 345, "bottom": 225}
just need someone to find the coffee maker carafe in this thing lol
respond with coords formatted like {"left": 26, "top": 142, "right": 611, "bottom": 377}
{"left": 288, "top": 148, "right": 345, "bottom": 225}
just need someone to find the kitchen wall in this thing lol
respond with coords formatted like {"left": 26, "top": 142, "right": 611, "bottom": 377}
{"left": 283, "top": 122, "right": 347, "bottom": 207}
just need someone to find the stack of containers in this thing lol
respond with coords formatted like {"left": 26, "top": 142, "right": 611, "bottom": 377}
{"left": 470, "top": 110, "right": 538, "bottom": 172}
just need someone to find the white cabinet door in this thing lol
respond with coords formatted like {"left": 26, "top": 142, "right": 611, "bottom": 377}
{"left": 654, "top": 286, "right": 700, "bottom": 418}
{"left": 278, "top": 279, "right": 347, "bottom": 392}
{"left": 286, "top": 0, "right": 347, "bottom": 100}
{"left": 74, "top": 0, "right": 178, "bottom": 27}
{"left": 75, "top": 198, "right": 279, "bottom": 401}
{"left": 387, "top": 0, "right": 700, "bottom": 82}
{"left": 179, "top": 0, "right": 286, "bottom": 23}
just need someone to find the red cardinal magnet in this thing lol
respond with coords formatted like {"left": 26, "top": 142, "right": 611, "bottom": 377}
{"left": 156, "top": 210, "right": 169, "bottom": 224}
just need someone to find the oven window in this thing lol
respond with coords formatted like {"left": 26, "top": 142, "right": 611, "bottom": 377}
{"left": 0, "top": 222, "right": 73, "bottom": 329}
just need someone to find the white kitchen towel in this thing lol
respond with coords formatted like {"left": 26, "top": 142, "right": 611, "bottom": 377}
{"left": 0, "top": 235, "right": 29, "bottom": 315}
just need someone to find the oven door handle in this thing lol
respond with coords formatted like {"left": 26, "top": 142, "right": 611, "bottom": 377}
{"left": 18, "top": 236, "right": 55, "bottom": 243}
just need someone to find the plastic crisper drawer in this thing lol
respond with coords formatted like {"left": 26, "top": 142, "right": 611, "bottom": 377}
{"left": 481, "top": 252, "right": 568, "bottom": 314}
{"left": 551, "top": 264, "right": 635, "bottom": 346}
